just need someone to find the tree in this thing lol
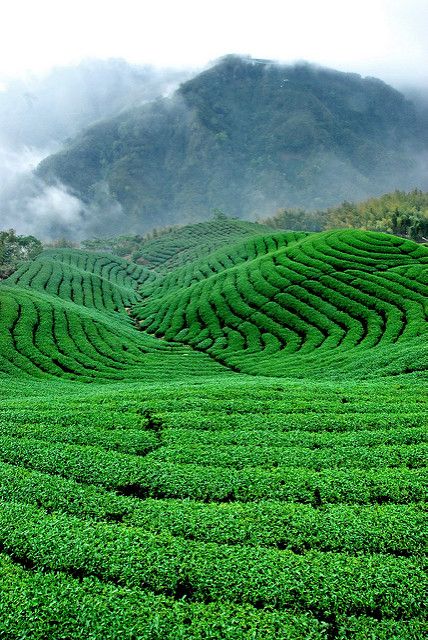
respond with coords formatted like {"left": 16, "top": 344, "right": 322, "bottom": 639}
{"left": 0, "top": 229, "right": 42, "bottom": 279}
{"left": 212, "top": 208, "right": 228, "bottom": 220}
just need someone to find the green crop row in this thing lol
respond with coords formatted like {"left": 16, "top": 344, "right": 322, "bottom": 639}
{"left": 0, "top": 434, "right": 425, "bottom": 503}
{"left": 149, "top": 442, "right": 428, "bottom": 470}
{"left": 0, "top": 459, "right": 425, "bottom": 556}
{"left": 0, "top": 500, "right": 426, "bottom": 619}
{"left": 141, "top": 230, "right": 304, "bottom": 303}
{"left": 4, "top": 552, "right": 424, "bottom": 639}
{"left": 132, "top": 218, "right": 278, "bottom": 271}
{"left": 157, "top": 409, "right": 426, "bottom": 433}
{"left": 164, "top": 424, "right": 428, "bottom": 449}
{"left": 123, "top": 499, "right": 427, "bottom": 556}
{"left": 0, "top": 419, "right": 159, "bottom": 454}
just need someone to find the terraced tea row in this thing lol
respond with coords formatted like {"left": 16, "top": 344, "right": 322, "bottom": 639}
{"left": 3, "top": 552, "right": 425, "bottom": 640}
{"left": 39, "top": 249, "right": 153, "bottom": 287}
{"left": 0, "top": 222, "right": 426, "bottom": 637}
{"left": 2, "top": 500, "right": 426, "bottom": 614}
{"left": 133, "top": 218, "right": 275, "bottom": 270}
{"left": 140, "top": 230, "right": 306, "bottom": 301}
{"left": 134, "top": 230, "right": 428, "bottom": 378}
{"left": 0, "top": 251, "right": 225, "bottom": 383}
{"left": 1, "top": 460, "right": 424, "bottom": 554}
{"left": 0, "top": 378, "right": 425, "bottom": 638}
{"left": 6, "top": 249, "right": 155, "bottom": 313}
{"left": 0, "top": 287, "right": 176, "bottom": 380}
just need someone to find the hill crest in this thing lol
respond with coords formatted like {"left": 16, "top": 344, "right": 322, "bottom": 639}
{"left": 37, "top": 56, "right": 427, "bottom": 235}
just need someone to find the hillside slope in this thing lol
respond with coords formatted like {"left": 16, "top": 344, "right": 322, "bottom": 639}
{"left": 0, "top": 248, "right": 227, "bottom": 382}
{"left": 133, "top": 229, "right": 428, "bottom": 379}
{"left": 0, "top": 225, "right": 426, "bottom": 382}
{"left": 132, "top": 217, "right": 276, "bottom": 270}
{"left": 37, "top": 55, "right": 427, "bottom": 233}
{"left": 0, "top": 224, "right": 426, "bottom": 638}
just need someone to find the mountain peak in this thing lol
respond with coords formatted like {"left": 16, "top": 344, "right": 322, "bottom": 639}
{"left": 36, "top": 57, "right": 427, "bottom": 236}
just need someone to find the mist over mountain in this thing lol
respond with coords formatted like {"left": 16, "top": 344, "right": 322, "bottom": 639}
{"left": 34, "top": 55, "right": 428, "bottom": 238}
{"left": 400, "top": 86, "right": 428, "bottom": 135}
{"left": 0, "top": 59, "right": 190, "bottom": 237}
{"left": 0, "top": 58, "right": 190, "bottom": 148}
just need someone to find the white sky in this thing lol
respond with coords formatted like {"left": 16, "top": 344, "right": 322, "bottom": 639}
{"left": 0, "top": 0, "right": 427, "bottom": 86}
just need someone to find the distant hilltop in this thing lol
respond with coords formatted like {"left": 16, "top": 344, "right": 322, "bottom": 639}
{"left": 37, "top": 54, "right": 428, "bottom": 235}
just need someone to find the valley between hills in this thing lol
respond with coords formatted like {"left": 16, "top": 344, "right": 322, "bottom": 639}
{"left": 0, "top": 217, "right": 426, "bottom": 638}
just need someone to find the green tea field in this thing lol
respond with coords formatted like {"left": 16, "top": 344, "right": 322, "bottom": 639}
{"left": 0, "top": 219, "right": 426, "bottom": 638}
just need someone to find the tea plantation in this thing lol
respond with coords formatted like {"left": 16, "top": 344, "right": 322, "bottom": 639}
{"left": 0, "top": 221, "right": 426, "bottom": 639}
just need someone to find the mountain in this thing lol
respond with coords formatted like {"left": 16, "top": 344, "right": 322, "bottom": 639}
{"left": 0, "top": 58, "right": 190, "bottom": 239}
{"left": 36, "top": 55, "right": 428, "bottom": 234}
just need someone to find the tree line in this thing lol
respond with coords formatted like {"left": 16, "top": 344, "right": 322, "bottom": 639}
{"left": 262, "top": 190, "right": 428, "bottom": 242}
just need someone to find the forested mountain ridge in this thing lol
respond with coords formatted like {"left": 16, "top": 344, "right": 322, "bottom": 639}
{"left": 37, "top": 55, "right": 428, "bottom": 233}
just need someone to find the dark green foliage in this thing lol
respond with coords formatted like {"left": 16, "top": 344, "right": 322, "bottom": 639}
{"left": 0, "top": 228, "right": 42, "bottom": 279}
{"left": 37, "top": 56, "right": 427, "bottom": 233}
{"left": 261, "top": 207, "right": 323, "bottom": 231}
{"left": 324, "top": 189, "right": 428, "bottom": 240}
{"left": 263, "top": 189, "right": 428, "bottom": 241}
{"left": 81, "top": 227, "right": 183, "bottom": 257}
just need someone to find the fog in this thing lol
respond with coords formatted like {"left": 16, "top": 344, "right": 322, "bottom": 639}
{"left": 1, "top": 55, "right": 428, "bottom": 241}
{"left": 0, "top": 1, "right": 426, "bottom": 240}
{"left": 0, "top": 58, "right": 190, "bottom": 148}
{"left": 0, "top": 59, "right": 189, "bottom": 239}
{"left": 1, "top": 1, "right": 427, "bottom": 86}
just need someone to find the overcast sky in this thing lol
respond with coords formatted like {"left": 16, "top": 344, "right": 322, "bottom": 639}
{"left": 0, "top": 0, "right": 427, "bottom": 87}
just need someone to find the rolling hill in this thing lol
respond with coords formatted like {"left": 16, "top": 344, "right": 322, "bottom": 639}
{"left": 0, "top": 219, "right": 426, "bottom": 638}
{"left": 132, "top": 226, "right": 428, "bottom": 379}
{"left": 37, "top": 55, "right": 428, "bottom": 234}
{"left": 0, "top": 247, "right": 226, "bottom": 382}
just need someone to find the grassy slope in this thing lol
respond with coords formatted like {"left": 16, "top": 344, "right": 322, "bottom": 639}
{"left": 0, "top": 220, "right": 426, "bottom": 638}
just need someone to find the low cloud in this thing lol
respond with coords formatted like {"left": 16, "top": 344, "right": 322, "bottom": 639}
{"left": 0, "top": 142, "right": 122, "bottom": 239}
{"left": 0, "top": 59, "right": 191, "bottom": 240}
{"left": 0, "top": 159, "right": 127, "bottom": 240}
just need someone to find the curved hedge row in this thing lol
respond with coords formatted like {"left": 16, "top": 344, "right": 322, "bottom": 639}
{"left": 0, "top": 226, "right": 426, "bottom": 637}
{"left": 132, "top": 218, "right": 276, "bottom": 270}
{"left": 134, "top": 230, "right": 428, "bottom": 378}
{"left": 0, "top": 246, "right": 226, "bottom": 382}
